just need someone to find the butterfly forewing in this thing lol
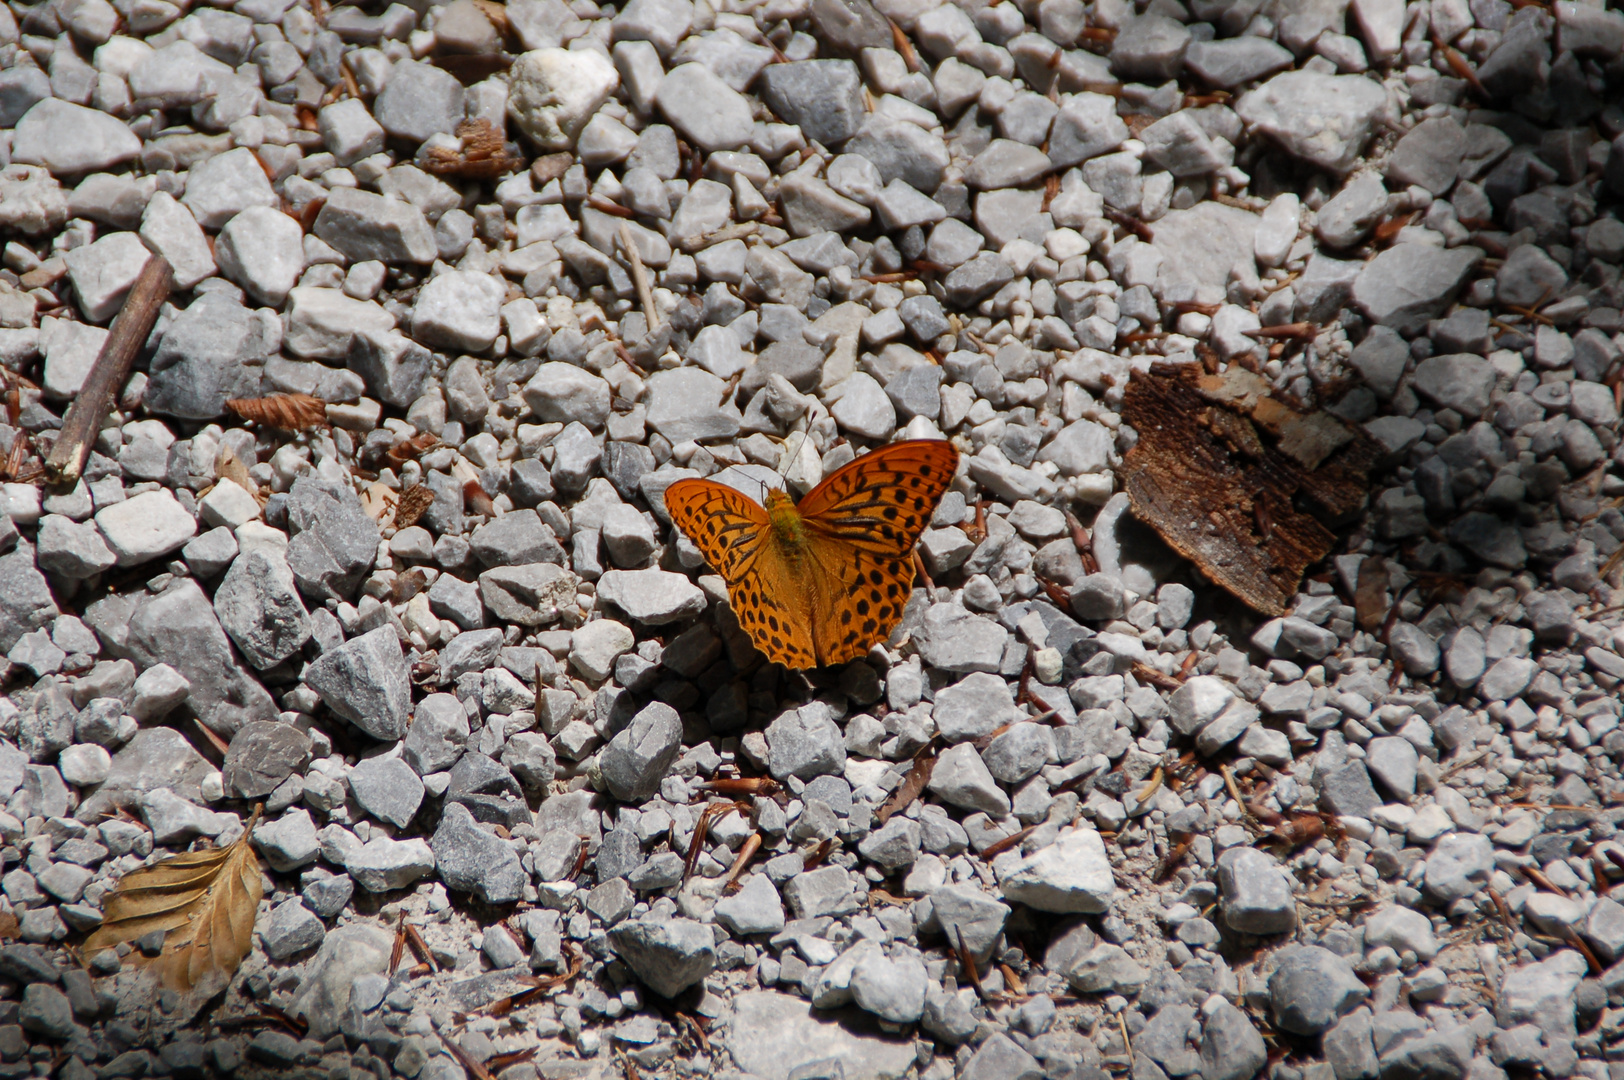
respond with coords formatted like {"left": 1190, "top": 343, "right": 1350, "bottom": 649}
{"left": 662, "top": 479, "right": 771, "bottom": 583}
{"left": 796, "top": 440, "right": 959, "bottom": 557}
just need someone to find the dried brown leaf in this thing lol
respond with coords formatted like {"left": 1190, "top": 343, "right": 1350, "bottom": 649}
{"left": 216, "top": 449, "right": 263, "bottom": 505}
{"left": 394, "top": 484, "right": 435, "bottom": 530}
{"left": 84, "top": 807, "right": 264, "bottom": 992}
{"left": 226, "top": 393, "right": 327, "bottom": 431}
{"left": 875, "top": 744, "right": 935, "bottom": 825}
{"left": 385, "top": 431, "right": 439, "bottom": 469}
{"left": 1353, "top": 556, "right": 1390, "bottom": 631}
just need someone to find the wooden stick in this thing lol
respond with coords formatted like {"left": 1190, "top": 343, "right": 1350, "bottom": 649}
{"left": 47, "top": 254, "right": 171, "bottom": 485}
{"left": 619, "top": 222, "right": 659, "bottom": 332}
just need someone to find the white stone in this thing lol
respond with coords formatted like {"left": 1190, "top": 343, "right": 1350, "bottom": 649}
{"left": 58, "top": 744, "right": 112, "bottom": 787}
{"left": 570, "top": 619, "right": 635, "bottom": 681}
{"left": 63, "top": 232, "right": 152, "bottom": 323}
{"left": 140, "top": 191, "right": 216, "bottom": 290}
{"left": 181, "top": 146, "right": 278, "bottom": 229}
{"left": 411, "top": 270, "right": 504, "bottom": 353}
{"left": 1001, "top": 827, "right": 1116, "bottom": 913}
{"left": 655, "top": 63, "right": 755, "bottom": 152}
{"left": 284, "top": 287, "right": 396, "bottom": 361}
{"left": 215, "top": 205, "right": 306, "bottom": 307}
{"left": 43, "top": 321, "right": 109, "bottom": 401}
{"left": 10, "top": 99, "right": 141, "bottom": 175}
{"left": 95, "top": 488, "right": 198, "bottom": 566}
{"left": 199, "top": 479, "right": 261, "bottom": 530}
{"left": 508, "top": 47, "right": 619, "bottom": 151}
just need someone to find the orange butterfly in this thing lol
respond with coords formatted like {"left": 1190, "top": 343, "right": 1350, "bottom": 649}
{"left": 664, "top": 440, "right": 960, "bottom": 670}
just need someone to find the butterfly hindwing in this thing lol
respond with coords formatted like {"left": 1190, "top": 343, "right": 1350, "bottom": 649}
{"left": 805, "top": 540, "right": 916, "bottom": 667}
{"left": 797, "top": 440, "right": 959, "bottom": 557}
{"left": 730, "top": 541, "right": 819, "bottom": 670}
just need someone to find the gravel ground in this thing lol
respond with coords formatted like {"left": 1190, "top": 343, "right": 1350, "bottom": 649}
{"left": 0, "top": 0, "right": 1622, "bottom": 1078}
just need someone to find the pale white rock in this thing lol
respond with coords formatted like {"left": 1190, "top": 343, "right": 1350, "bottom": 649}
{"left": 656, "top": 63, "right": 755, "bottom": 152}
{"left": 63, "top": 232, "right": 152, "bottom": 324}
{"left": 199, "top": 479, "right": 261, "bottom": 530}
{"left": 95, "top": 489, "right": 198, "bottom": 566}
{"left": 181, "top": 146, "right": 278, "bottom": 229}
{"left": 140, "top": 191, "right": 216, "bottom": 290}
{"left": 411, "top": 270, "right": 504, "bottom": 353}
{"left": 10, "top": 99, "right": 141, "bottom": 175}
{"left": 43, "top": 321, "right": 109, "bottom": 400}
{"left": 284, "top": 287, "right": 396, "bottom": 361}
{"left": 508, "top": 47, "right": 619, "bottom": 151}
{"left": 215, "top": 205, "right": 306, "bottom": 307}
{"left": 1001, "top": 827, "right": 1115, "bottom": 913}
{"left": 1254, "top": 193, "right": 1300, "bottom": 268}
{"left": 127, "top": 40, "right": 233, "bottom": 107}
{"left": 58, "top": 744, "right": 111, "bottom": 787}
{"left": 570, "top": 619, "right": 635, "bottom": 681}
{"left": 1350, "top": 0, "right": 1403, "bottom": 62}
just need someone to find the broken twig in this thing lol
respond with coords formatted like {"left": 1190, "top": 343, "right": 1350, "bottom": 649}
{"left": 47, "top": 255, "right": 172, "bottom": 484}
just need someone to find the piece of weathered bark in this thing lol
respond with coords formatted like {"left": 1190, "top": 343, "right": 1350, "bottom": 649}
{"left": 1119, "top": 363, "right": 1379, "bottom": 616}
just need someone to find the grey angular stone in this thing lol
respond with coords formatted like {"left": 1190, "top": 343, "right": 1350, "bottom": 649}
{"left": 1216, "top": 846, "right": 1297, "bottom": 936}
{"left": 261, "top": 897, "right": 325, "bottom": 961}
{"left": 222, "top": 721, "right": 312, "bottom": 800}
{"left": 1410, "top": 353, "right": 1496, "bottom": 419}
{"left": 609, "top": 918, "right": 716, "bottom": 999}
{"left": 372, "top": 59, "right": 464, "bottom": 144}
{"left": 1235, "top": 70, "right": 1386, "bottom": 174}
{"left": 1352, "top": 245, "right": 1483, "bottom": 336}
{"left": 213, "top": 548, "right": 310, "bottom": 671}
{"left": 288, "top": 924, "right": 394, "bottom": 1039}
{"left": 144, "top": 292, "right": 272, "bottom": 420}
{"left": 766, "top": 703, "right": 847, "bottom": 782}
{"left": 600, "top": 701, "right": 681, "bottom": 802}
{"left": 430, "top": 802, "right": 526, "bottom": 904}
{"left": 1424, "top": 832, "right": 1494, "bottom": 902}
{"left": 1201, "top": 997, "right": 1267, "bottom": 1080}
{"left": 1324, "top": 1009, "right": 1379, "bottom": 1080}
{"left": 84, "top": 580, "right": 275, "bottom": 738}
{"left": 303, "top": 625, "right": 411, "bottom": 741}
{"left": 846, "top": 115, "right": 949, "bottom": 193}
{"left": 403, "top": 693, "right": 469, "bottom": 775}
{"left": 284, "top": 477, "right": 382, "bottom": 603}
{"left": 758, "top": 60, "right": 864, "bottom": 147}
{"left": 1269, "top": 946, "right": 1368, "bottom": 1036}
{"left": 348, "top": 755, "right": 425, "bottom": 829}
{"left": 1319, "top": 760, "right": 1383, "bottom": 818}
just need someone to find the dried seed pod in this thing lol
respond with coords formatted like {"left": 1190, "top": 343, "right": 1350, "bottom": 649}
{"left": 225, "top": 393, "right": 327, "bottom": 431}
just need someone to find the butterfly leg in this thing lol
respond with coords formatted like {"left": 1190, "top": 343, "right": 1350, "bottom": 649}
{"left": 912, "top": 549, "right": 935, "bottom": 592}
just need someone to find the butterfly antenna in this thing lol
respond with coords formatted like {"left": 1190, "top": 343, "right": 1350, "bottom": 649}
{"left": 778, "top": 428, "right": 811, "bottom": 479}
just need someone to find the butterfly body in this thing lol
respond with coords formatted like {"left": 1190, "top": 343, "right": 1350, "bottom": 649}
{"left": 664, "top": 440, "right": 960, "bottom": 671}
{"left": 765, "top": 490, "right": 810, "bottom": 551}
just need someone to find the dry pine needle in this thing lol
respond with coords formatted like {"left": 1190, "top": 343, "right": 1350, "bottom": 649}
{"left": 83, "top": 807, "right": 264, "bottom": 992}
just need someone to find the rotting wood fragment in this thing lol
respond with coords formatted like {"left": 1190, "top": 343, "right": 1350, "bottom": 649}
{"left": 1119, "top": 363, "right": 1379, "bottom": 617}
